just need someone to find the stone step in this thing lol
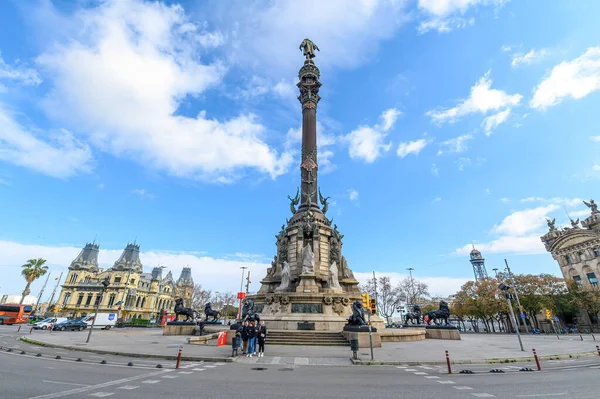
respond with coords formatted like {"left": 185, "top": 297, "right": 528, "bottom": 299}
{"left": 265, "top": 341, "right": 349, "bottom": 346}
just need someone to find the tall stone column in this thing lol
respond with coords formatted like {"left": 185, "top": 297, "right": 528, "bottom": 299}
{"left": 297, "top": 59, "right": 321, "bottom": 212}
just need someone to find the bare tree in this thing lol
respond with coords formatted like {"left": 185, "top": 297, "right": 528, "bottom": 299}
{"left": 397, "top": 277, "right": 430, "bottom": 306}
{"left": 191, "top": 284, "right": 212, "bottom": 309}
{"left": 361, "top": 276, "right": 403, "bottom": 325}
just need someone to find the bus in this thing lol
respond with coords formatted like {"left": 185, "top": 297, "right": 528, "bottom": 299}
{"left": 0, "top": 303, "right": 33, "bottom": 325}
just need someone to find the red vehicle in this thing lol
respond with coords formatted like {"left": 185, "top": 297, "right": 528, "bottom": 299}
{"left": 0, "top": 303, "right": 33, "bottom": 325}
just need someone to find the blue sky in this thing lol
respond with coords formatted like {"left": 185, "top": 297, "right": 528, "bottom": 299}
{"left": 1, "top": 0, "right": 599, "bottom": 299}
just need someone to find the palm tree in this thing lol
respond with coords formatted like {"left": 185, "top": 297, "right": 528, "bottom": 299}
{"left": 20, "top": 258, "right": 49, "bottom": 304}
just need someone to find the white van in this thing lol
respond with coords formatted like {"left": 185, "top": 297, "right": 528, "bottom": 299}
{"left": 80, "top": 313, "right": 117, "bottom": 330}
{"left": 33, "top": 317, "right": 68, "bottom": 330}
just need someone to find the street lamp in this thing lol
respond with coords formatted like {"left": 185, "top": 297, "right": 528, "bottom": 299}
{"left": 86, "top": 277, "right": 110, "bottom": 343}
{"left": 498, "top": 283, "right": 524, "bottom": 351}
{"left": 492, "top": 268, "right": 499, "bottom": 278}
{"left": 237, "top": 267, "right": 247, "bottom": 320}
{"left": 407, "top": 268, "right": 415, "bottom": 307}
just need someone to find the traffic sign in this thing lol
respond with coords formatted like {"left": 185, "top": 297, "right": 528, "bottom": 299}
{"left": 553, "top": 316, "right": 559, "bottom": 322}
{"left": 520, "top": 313, "right": 525, "bottom": 319}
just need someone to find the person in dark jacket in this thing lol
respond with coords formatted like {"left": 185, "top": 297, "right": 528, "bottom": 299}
{"left": 247, "top": 321, "right": 257, "bottom": 357}
{"left": 241, "top": 320, "right": 249, "bottom": 354}
{"left": 235, "top": 322, "right": 244, "bottom": 352}
{"left": 257, "top": 320, "right": 267, "bottom": 357}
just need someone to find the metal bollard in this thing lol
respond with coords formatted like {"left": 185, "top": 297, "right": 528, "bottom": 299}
{"left": 350, "top": 339, "right": 359, "bottom": 360}
{"left": 175, "top": 347, "right": 182, "bottom": 369}
{"left": 17, "top": 325, "right": 21, "bottom": 332}
{"left": 596, "top": 345, "right": 600, "bottom": 357}
{"left": 445, "top": 350, "right": 452, "bottom": 374}
{"left": 532, "top": 349, "right": 541, "bottom": 371}
{"left": 29, "top": 327, "right": 34, "bottom": 334}
{"left": 579, "top": 332, "right": 583, "bottom": 341}
{"left": 592, "top": 333, "right": 596, "bottom": 341}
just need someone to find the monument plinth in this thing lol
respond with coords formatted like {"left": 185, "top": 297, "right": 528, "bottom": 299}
{"left": 250, "top": 39, "right": 384, "bottom": 332}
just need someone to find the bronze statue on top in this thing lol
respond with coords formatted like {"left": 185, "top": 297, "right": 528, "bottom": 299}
{"left": 403, "top": 304, "right": 422, "bottom": 325}
{"left": 174, "top": 298, "right": 196, "bottom": 322}
{"left": 299, "top": 38, "right": 319, "bottom": 59}
{"left": 584, "top": 199, "right": 599, "bottom": 214}
{"left": 346, "top": 300, "right": 367, "bottom": 326}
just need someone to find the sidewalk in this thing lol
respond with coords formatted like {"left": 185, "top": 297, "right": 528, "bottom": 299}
{"left": 18, "top": 328, "right": 600, "bottom": 366}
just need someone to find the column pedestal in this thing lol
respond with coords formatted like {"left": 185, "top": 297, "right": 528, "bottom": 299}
{"left": 295, "top": 274, "right": 320, "bottom": 294}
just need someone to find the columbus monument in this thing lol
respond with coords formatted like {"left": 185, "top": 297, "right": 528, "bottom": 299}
{"left": 251, "top": 39, "right": 383, "bottom": 331}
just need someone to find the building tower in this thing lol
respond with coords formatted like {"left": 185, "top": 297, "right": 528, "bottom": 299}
{"left": 469, "top": 246, "right": 488, "bottom": 282}
{"left": 176, "top": 267, "right": 194, "bottom": 307}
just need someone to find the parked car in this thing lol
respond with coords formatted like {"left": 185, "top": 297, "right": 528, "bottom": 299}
{"left": 33, "top": 317, "right": 68, "bottom": 330}
{"left": 52, "top": 320, "right": 88, "bottom": 331}
{"left": 80, "top": 313, "right": 117, "bottom": 330}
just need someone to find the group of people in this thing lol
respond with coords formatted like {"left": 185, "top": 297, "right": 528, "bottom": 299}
{"left": 236, "top": 320, "right": 267, "bottom": 357}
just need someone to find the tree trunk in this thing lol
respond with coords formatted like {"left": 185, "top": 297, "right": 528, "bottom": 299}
{"left": 20, "top": 282, "right": 32, "bottom": 304}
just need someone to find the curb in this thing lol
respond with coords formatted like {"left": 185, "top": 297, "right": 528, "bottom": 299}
{"left": 351, "top": 351, "right": 599, "bottom": 366}
{"left": 19, "top": 337, "right": 234, "bottom": 363}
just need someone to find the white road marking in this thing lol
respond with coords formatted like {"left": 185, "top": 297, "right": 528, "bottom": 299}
{"left": 42, "top": 381, "right": 89, "bottom": 387}
{"left": 405, "top": 368, "right": 417, "bottom": 371}
{"left": 117, "top": 386, "right": 139, "bottom": 390}
{"left": 162, "top": 375, "right": 178, "bottom": 379}
{"left": 192, "top": 368, "right": 206, "bottom": 371}
{"left": 141, "top": 380, "right": 160, "bottom": 384}
{"left": 438, "top": 380, "right": 455, "bottom": 384}
{"left": 294, "top": 357, "right": 309, "bottom": 365}
{"left": 396, "top": 366, "right": 406, "bottom": 369}
{"left": 414, "top": 372, "right": 428, "bottom": 375}
{"left": 270, "top": 357, "right": 281, "bottom": 364}
{"left": 425, "top": 376, "right": 440, "bottom": 379}
{"left": 453, "top": 386, "right": 474, "bottom": 390}
{"left": 419, "top": 366, "right": 434, "bottom": 369}
{"left": 27, "top": 370, "right": 170, "bottom": 399}
{"left": 204, "top": 365, "right": 216, "bottom": 368}
{"left": 88, "top": 393, "right": 113, "bottom": 398}
{"left": 178, "top": 371, "right": 193, "bottom": 375}
{"left": 471, "top": 394, "right": 495, "bottom": 398}
{"left": 215, "top": 363, "right": 225, "bottom": 365}
{"left": 516, "top": 394, "right": 568, "bottom": 397}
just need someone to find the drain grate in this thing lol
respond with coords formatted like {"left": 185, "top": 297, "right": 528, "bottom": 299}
{"left": 251, "top": 367, "right": 268, "bottom": 371}
{"left": 278, "top": 368, "right": 294, "bottom": 371}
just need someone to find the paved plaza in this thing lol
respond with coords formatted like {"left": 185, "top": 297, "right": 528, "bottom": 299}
{"left": 7, "top": 326, "right": 600, "bottom": 366}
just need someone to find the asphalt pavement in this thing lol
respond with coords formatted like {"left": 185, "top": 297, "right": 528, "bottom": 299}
{"left": 1, "top": 345, "right": 600, "bottom": 399}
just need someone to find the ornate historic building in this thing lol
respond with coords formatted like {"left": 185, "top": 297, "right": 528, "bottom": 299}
{"left": 541, "top": 200, "right": 600, "bottom": 326}
{"left": 57, "top": 243, "right": 194, "bottom": 320}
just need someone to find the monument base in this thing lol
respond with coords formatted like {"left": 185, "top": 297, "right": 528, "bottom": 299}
{"left": 163, "top": 323, "right": 198, "bottom": 336}
{"left": 343, "top": 325, "right": 378, "bottom": 333}
{"left": 425, "top": 325, "right": 461, "bottom": 340}
{"left": 379, "top": 328, "right": 426, "bottom": 342}
{"left": 203, "top": 320, "right": 222, "bottom": 325}
{"left": 295, "top": 274, "right": 320, "bottom": 294}
{"left": 402, "top": 324, "right": 428, "bottom": 328}
{"left": 342, "top": 330, "right": 381, "bottom": 348}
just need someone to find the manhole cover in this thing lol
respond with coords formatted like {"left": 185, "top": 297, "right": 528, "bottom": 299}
{"left": 361, "top": 353, "right": 369, "bottom": 355}
{"left": 251, "top": 367, "right": 268, "bottom": 371}
{"left": 151, "top": 342, "right": 159, "bottom": 344}
{"left": 278, "top": 368, "right": 294, "bottom": 371}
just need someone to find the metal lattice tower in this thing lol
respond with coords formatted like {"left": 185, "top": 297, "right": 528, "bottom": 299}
{"left": 469, "top": 245, "right": 489, "bottom": 282}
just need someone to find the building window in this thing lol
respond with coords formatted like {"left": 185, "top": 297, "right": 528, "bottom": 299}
{"left": 69, "top": 273, "right": 78, "bottom": 283}
{"left": 587, "top": 273, "right": 598, "bottom": 287}
{"left": 85, "top": 294, "right": 93, "bottom": 306}
{"left": 62, "top": 293, "right": 71, "bottom": 305}
{"left": 108, "top": 294, "right": 116, "bottom": 307}
{"left": 114, "top": 277, "right": 121, "bottom": 284}
{"left": 94, "top": 295, "right": 101, "bottom": 306}
{"left": 594, "top": 249, "right": 600, "bottom": 257}
{"left": 130, "top": 279, "right": 136, "bottom": 285}
{"left": 76, "top": 294, "right": 84, "bottom": 306}
{"left": 136, "top": 297, "right": 141, "bottom": 308}
{"left": 573, "top": 275, "right": 583, "bottom": 287}
{"left": 565, "top": 255, "right": 571, "bottom": 265}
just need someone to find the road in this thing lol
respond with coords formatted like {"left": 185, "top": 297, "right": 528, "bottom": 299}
{"left": 2, "top": 326, "right": 600, "bottom": 398}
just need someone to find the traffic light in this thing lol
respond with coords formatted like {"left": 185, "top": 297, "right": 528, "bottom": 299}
{"left": 545, "top": 309, "right": 552, "bottom": 319}
{"left": 369, "top": 298, "right": 377, "bottom": 315}
{"left": 361, "top": 293, "right": 370, "bottom": 309}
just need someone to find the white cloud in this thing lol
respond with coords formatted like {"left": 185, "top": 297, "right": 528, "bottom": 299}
{"left": 482, "top": 108, "right": 511, "bottom": 135}
{"left": 380, "top": 108, "right": 403, "bottom": 132}
{"left": 0, "top": 240, "right": 269, "bottom": 297}
{"left": 594, "top": 165, "right": 600, "bottom": 171}
{"left": 437, "top": 134, "right": 473, "bottom": 155}
{"left": 417, "top": 0, "right": 508, "bottom": 34}
{"left": 590, "top": 136, "right": 600, "bottom": 142}
{"left": 454, "top": 235, "right": 546, "bottom": 256}
{"left": 431, "top": 163, "right": 439, "bottom": 176}
{"left": 499, "top": 197, "right": 510, "bottom": 203}
{"left": 0, "top": 54, "right": 42, "bottom": 86}
{"left": 455, "top": 157, "right": 485, "bottom": 171}
{"left": 211, "top": 0, "right": 409, "bottom": 75}
{"left": 511, "top": 48, "right": 548, "bottom": 67}
{"left": 519, "top": 197, "right": 581, "bottom": 207}
{"left": 432, "top": 196, "right": 442, "bottom": 203}
{"left": 485, "top": 188, "right": 491, "bottom": 195}
{"left": 131, "top": 188, "right": 156, "bottom": 200}
{"left": 501, "top": 44, "right": 514, "bottom": 52}
{"left": 492, "top": 205, "right": 559, "bottom": 236}
{"left": 345, "top": 108, "right": 399, "bottom": 163}
{"left": 426, "top": 71, "right": 522, "bottom": 125}
{"left": 531, "top": 47, "right": 600, "bottom": 110}
{"left": 0, "top": 106, "right": 93, "bottom": 178}
{"left": 348, "top": 189, "right": 359, "bottom": 201}
{"left": 33, "top": 0, "right": 293, "bottom": 182}
{"left": 397, "top": 138, "right": 430, "bottom": 158}
{"left": 355, "top": 272, "right": 469, "bottom": 297}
